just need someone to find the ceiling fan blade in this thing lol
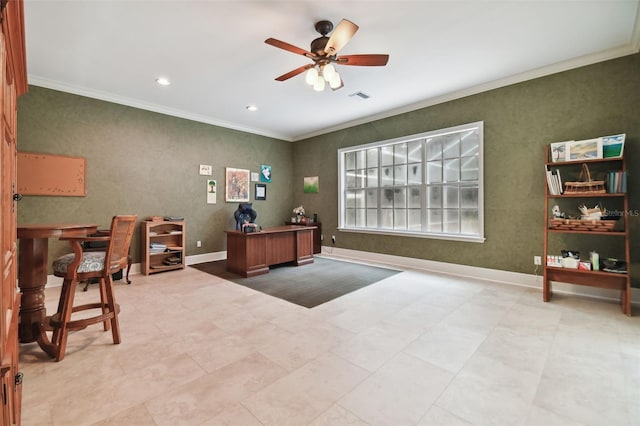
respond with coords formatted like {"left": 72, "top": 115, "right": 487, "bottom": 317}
{"left": 265, "top": 38, "right": 315, "bottom": 59}
{"left": 275, "top": 64, "right": 314, "bottom": 81}
{"left": 336, "top": 54, "right": 389, "bottom": 66}
{"left": 324, "top": 19, "right": 359, "bottom": 55}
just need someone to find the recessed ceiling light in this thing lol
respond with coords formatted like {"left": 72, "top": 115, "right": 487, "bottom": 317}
{"left": 155, "top": 77, "right": 171, "bottom": 86}
{"left": 245, "top": 105, "right": 257, "bottom": 111}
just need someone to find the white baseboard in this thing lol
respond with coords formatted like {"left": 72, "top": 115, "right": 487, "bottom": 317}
{"left": 43, "top": 251, "right": 228, "bottom": 288}
{"left": 185, "top": 251, "right": 226, "bottom": 265}
{"left": 42, "top": 248, "right": 639, "bottom": 307}
{"left": 320, "top": 246, "right": 640, "bottom": 306}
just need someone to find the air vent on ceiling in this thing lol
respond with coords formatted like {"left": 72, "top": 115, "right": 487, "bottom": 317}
{"left": 349, "top": 91, "right": 371, "bottom": 100}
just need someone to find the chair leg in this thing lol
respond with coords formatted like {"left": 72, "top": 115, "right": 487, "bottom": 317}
{"left": 54, "top": 278, "right": 79, "bottom": 362}
{"left": 102, "top": 274, "right": 121, "bottom": 344}
{"left": 98, "top": 277, "right": 110, "bottom": 331}
{"left": 51, "top": 280, "right": 69, "bottom": 349}
{"left": 126, "top": 255, "right": 132, "bottom": 284}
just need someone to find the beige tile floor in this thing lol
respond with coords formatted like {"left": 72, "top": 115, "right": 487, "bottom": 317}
{"left": 19, "top": 257, "right": 639, "bottom": 426}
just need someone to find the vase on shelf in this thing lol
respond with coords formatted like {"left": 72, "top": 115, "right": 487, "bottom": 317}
{"left": 300, "top": 217, "right": 307, "bottom": 225}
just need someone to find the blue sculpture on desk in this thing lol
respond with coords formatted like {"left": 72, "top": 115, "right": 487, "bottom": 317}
{"left": 234, "top": 203, "right": 258, "bottom": 232}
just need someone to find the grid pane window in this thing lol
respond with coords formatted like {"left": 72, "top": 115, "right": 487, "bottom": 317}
{"left": 367, "top": 148, "right": 379, "bottom": 167}
{"left": 381, "top": 166, "right": 393, "bottom": 187}
{"left": 339, "top": 122, "right": 483, "bottom": 242}
{"left": 394, "top": 165, "right": 407, "bottom": 186}
{"left": 367, "top": 168, "right": 378, "bottom": 187}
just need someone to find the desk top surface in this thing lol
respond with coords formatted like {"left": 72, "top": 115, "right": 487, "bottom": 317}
{"left": 226, "top": 225, "right": 317, "bottom": 235}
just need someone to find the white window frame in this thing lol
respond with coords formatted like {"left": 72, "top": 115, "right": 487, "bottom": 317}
{"left": 338, "top": 121, "right": 485, "bottom": 243}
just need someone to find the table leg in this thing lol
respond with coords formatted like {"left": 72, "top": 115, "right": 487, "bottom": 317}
{"left": 18, "top": 238, "right": 58, "bottom": 358}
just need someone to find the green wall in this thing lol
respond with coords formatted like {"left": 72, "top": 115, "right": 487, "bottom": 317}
{"left": 17, "top": 87, "right": 293, "bottom": 265}
{"left": 17, "top": 53, "right": 640, "bottom": 287}
{"left": 291, "top": 53, "right": 640, "bottom": 287}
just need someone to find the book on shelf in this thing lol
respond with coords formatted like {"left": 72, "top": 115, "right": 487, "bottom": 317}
{"left": 545, "top": 166, "right": 563, "bottom": 195}
{"left": 607, "top": 170, "right": 627, "bottom": 193}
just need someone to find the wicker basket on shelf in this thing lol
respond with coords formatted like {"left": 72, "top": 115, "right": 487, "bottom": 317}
{"left": 548, "top": 218, "right": 616, "bottom": 231}
{"left": 564, "top": 163, "right": 606, "bottom": 194}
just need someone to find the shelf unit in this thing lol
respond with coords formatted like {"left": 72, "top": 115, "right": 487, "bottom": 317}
{"left": 141, "top": 220, "right": 185, "bottom": 275}
{"left": 543, "top": 153, "right": 631, "bottom": 315}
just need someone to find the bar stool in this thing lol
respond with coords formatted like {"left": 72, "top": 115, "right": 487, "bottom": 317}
{"left": 50, "top": 215, "right": 137, "bottom": 361}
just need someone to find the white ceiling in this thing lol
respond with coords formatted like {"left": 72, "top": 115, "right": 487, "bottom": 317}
{"left": 24, "top": 1, "right": 640, "bottom": 142}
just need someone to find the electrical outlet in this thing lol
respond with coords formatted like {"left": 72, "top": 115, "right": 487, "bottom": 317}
{"left": 331, "top": 235, "right": 336, "bottom": 244}
{"left": 196, "top": 240, "right": 202, "bottom": 248}
{"left": 533, "top": 256, "right": 542, "bottom": 265}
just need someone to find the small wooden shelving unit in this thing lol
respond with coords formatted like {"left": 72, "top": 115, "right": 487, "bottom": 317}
{"left": 543, "top": 152, "right": 631, "bottom": 316}
{"left": 141, "top": 220, "right": 185, "bottom": 275}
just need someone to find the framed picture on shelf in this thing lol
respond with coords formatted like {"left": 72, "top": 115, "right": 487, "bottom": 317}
{"left": 602, "top": 134, "right": 625, "bottom": 158}
{"left": 255, "top": 183, "right": 266, "bottom": 200}
{"left": 549, "top": 141, "right": 570, "bottom": 162}
{"left": 225, "top": 167, "right": 250, "bottom": 202}
{"left": 567, "top": 138, "right": 602, "bottom": 160}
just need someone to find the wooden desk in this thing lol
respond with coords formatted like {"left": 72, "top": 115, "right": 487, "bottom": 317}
{"left": 285, "top": 221, "right": 322, "bottom": 254}
{"left": 17, "top": 223, "right": 98, "bottom": 357}
{"left": 225, "top": 225, "right": 315, "bottom": 277}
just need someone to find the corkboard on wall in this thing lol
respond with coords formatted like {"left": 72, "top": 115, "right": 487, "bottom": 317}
{"left": 17, "top": 152, "right": 86, "bottom": 196}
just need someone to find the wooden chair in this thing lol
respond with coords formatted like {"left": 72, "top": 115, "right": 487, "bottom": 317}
{"left": 50, "top": 215, "right": 137, "bottom": 361}
{"left": 81, "top": 229, "right": 133, "bottom": 291}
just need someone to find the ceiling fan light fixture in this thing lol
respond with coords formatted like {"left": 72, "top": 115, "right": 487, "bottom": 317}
{"left": 305, "top": 67, "right": 318, "bottom": 85}
{"left": 265, "top": 18, "right": 388, "bottom": 92}
{"left": 329, "top": 72, "right": 341, "bottom": 89}
{"left": 323, "top": 64, "right": 336, "bottom": 82}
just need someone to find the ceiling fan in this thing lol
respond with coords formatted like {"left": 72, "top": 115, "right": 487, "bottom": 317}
{"left": 265, "top": 19, "right": 389, "bottom": 91}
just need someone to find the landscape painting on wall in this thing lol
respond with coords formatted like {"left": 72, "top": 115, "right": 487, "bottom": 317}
{"left": 304, "top": 176, "right": 319, "bottom": 193}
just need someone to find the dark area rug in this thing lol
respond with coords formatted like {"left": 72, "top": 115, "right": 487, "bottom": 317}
{"left": 191, "top": 257, "right": 401, "bottom": 308}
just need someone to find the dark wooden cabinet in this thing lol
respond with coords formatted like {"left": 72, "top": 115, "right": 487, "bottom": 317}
{"left": 0, "top": 1, "right": 27, "bottom": 423}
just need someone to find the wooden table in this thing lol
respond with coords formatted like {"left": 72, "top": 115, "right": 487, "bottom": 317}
{"left": 17, "top": 223, "right": 98, "bottom": 357}
{"left": 225, "top": 225, "right": 315, "bottom": 277}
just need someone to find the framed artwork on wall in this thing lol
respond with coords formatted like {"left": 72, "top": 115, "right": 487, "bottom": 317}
{"left": 207, "top": 179, "right": 216, "bottom": 204}
{"left": 260, "top": 164, "right": 272, "bottom": 182}
{"left": 255, "top": 183, "right": 266, "bottom": 200}
{"left": 199, "top": 164, "right": 212, "bottom": 175}
{"left": 225, "top": 167, "right": 250, "bottom": 202}
{"left": 304, "top": 176, "right": 319, "bottom": 193}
